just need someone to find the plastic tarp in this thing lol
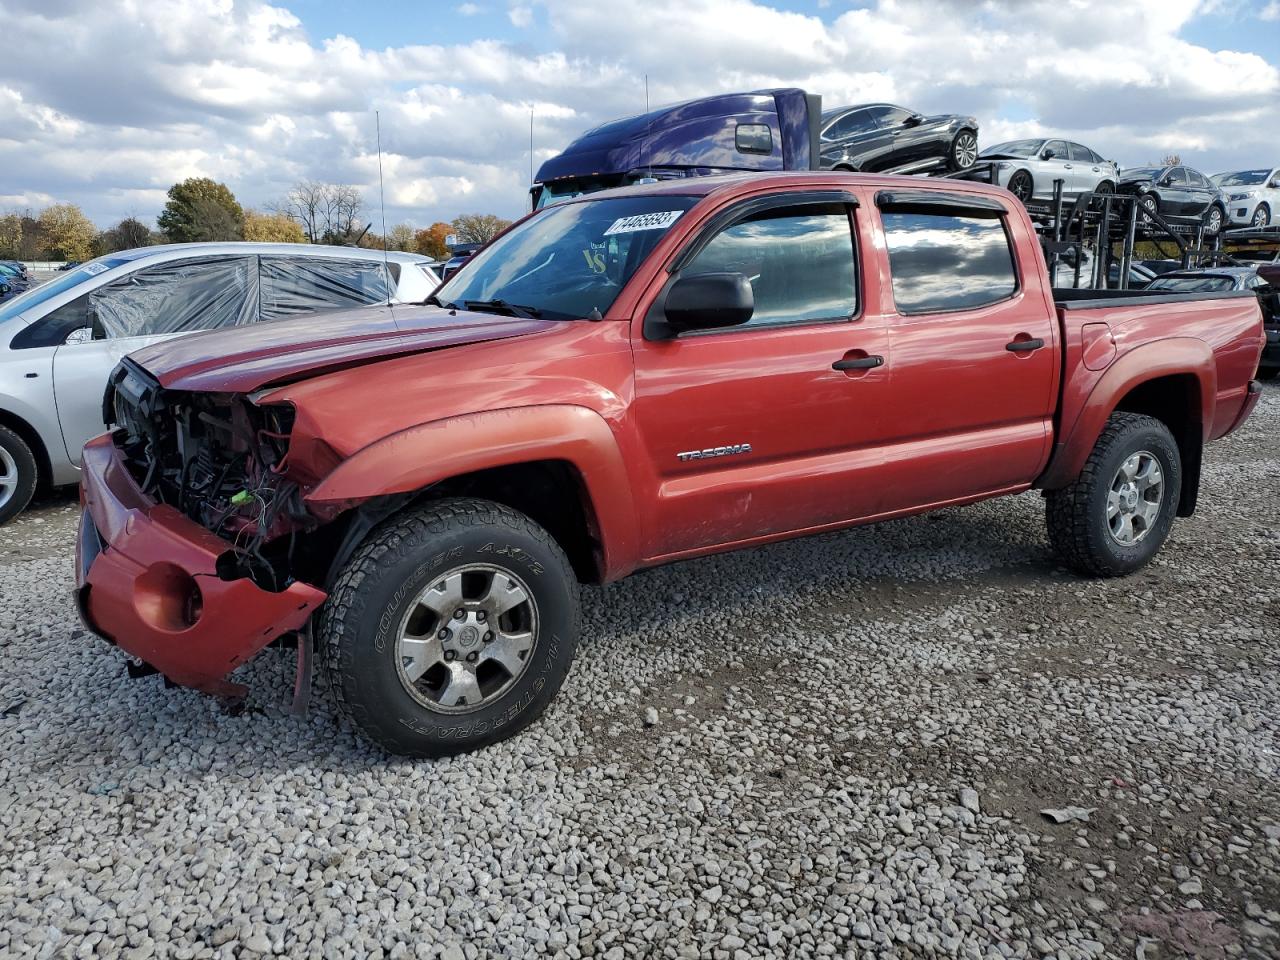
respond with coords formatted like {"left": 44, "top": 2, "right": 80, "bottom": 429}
{"left": 259, "top": 256, "right": 392, "bottom": 322}
{"left": 91, "top": 257, "right": 258, "bottom": 339}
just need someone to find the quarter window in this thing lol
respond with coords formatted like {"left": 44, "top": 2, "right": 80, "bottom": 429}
{"left": 735, "top": 123, "right": 773, "bottom": 155}
{"left": 683, "top": 204, "right": 857, "bottom": 328}
{"left": 881, "top": 211, "right": 1018, "bottom": 314}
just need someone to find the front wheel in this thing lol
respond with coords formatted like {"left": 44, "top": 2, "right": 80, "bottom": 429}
{"left": 1006, "top": 170, "right": 1034, "bottom": 203}
{"left": 1204, "top": 204, "right": 1225, "bottom": 236}
{"left": 321, "top": 498, "right": 580, "bottom": 757}
{"left": 1045, "top": 413, "right": 1182, "bottom": 577}
{"left": 0, "top": 425, "right": 38, "bottom": 526}
{"left": 1252, "top": 204, "right": 1271, "bottom": 228}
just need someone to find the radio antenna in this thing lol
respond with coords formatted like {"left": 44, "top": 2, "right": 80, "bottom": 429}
{"left": 644, "top": 74, "right": 651, "bottom": 178}
{"left": 529, "top": 107, "right": 534, "bottom": 186}
{"left": 373, "top": 111, "right": 394, "bottom": 323}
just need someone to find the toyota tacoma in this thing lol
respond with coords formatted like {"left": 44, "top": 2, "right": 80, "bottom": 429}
{"left": 76, "top": 172, "right": 1266, "bottom": 757}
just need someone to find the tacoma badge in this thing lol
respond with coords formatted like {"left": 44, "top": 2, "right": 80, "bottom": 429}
{"left": 676, "top": 443, "right": 752, "bottom": 462}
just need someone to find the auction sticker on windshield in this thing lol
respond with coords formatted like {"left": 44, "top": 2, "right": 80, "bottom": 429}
{"left": 603, "top": 210, "right": 685, "bottom": 236}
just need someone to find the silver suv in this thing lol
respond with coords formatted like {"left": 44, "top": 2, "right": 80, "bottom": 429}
{"left": 0, "top": 242, "right": 438, "bottom": 523}
{"left": 979, "top": 138, "right": 1119, "bottom": 203}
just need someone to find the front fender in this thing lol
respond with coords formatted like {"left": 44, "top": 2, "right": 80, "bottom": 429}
{"left": 304, "top": 404, "right": 642, "bottom": 580}
{"left": 1037, "top": 337, "right": 1214, "bottom": 490}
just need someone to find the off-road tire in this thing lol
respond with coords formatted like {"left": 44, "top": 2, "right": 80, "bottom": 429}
{"left": 0, "top": 425, "right": 38, "bottom": 526}
{"left": 1045, "top": 413, "right": 1181, "bottom": 577}
{"left": 320, "top": 497, "right": 580, "bottom": 758}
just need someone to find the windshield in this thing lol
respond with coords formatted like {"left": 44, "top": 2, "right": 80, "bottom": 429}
{"left": 1146, "top": 274, "right": 1236, "bottom": 292}
{"left": 0, "top": 257, "right": 128, "bottom": 324}
{"left": 435, "top": 195, "right": 699, "bottom": 320}
{"left": 1122, "top": 167, "right": 1164, "bottom": 180}
{"left": 1214, "top": 169, "right": 1269, "bottom": 187}
{"left": 980, "top": 139, "right": 1043, "bottom": 158}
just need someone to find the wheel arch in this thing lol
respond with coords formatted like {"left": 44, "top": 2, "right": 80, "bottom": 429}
{"left": 303, "top": 404, "right": 641, "bottom": 583}
{"left": 1037, "top": 339, "right": 1214, "bottom": 517}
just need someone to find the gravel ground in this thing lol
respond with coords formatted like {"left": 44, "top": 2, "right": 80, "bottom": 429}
{"left": 1, "top": 386, "right": 1277, "bottom": 960}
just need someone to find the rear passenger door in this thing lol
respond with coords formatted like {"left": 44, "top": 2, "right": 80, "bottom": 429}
{"left": 259, "top": 256, "right": 393, "bottom": 321}
{"left": 872, "top": 191, "right": 1056, "bottom": 511}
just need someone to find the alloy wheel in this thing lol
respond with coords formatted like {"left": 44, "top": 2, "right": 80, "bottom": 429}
{"left": 1106, "top": 451, "right": 1164, "bottom": 546}
{"left": 1205, "top": 207, "right": 1223, "bottom": 235}
{"left": 1252, "top": 206, "right": 1271, "bottom": 228}
{"left": 395, "top": 563, "right": 539, "bottom": 713}
{"left": 953, "top": 133, "right": 978, "bottom": 168}
{"left": 0, "top": 446, "right": 17, "bottom": 511}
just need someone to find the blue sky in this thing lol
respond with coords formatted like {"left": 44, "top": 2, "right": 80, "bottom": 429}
{"left": 2, "top": 0, "right": 1278, "bottom": 228}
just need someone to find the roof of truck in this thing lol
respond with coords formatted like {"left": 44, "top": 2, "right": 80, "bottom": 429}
{"left": 568, "top": 169, "right": 1015, "bottom": 204}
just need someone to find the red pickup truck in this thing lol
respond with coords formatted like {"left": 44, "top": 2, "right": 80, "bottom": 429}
{"left": 77, "top": 172, "right": 1265, "bottom": 757}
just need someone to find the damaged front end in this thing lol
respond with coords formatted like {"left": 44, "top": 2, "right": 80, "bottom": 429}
{"left": 75, "top": 360, "right": 330, "bottom": 698}
{"left": 106, "top": 359, "right": 317, "bottom": 590}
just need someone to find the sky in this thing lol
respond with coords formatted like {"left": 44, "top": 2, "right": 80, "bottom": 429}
{"left": 1, "top": 0, "right": 1278, "bottom": 231}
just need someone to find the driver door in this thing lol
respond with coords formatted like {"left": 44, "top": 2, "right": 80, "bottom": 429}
{"left": 52, "top": 256, "right": 256, "bottom": 463}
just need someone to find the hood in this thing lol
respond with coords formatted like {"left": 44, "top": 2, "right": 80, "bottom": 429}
{"left": 1118, "top": 172, "right": 1154, "bottom": 184}
{"left": 128, "top": 303, "right": 556, "bottom": 394}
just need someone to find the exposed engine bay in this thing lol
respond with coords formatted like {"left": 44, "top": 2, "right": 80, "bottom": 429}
{"left": 105, "top": 359, "right": 312, "bottom": 589}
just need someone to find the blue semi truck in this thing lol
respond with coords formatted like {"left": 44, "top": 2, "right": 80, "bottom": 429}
{"left": 530, "top": 88, "right": 823, "bottom": 210}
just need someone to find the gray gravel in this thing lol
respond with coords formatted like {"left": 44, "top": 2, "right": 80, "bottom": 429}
{"left": 1, "top": 385, "right": 1277, "bottom": 959}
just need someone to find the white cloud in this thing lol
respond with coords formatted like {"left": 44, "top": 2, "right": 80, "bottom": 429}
{"left": 1261, "top": 1, "right": 1280, "bottom": 21}
{"left": 0, "top": 0, "right": 1276, "bottom": 231}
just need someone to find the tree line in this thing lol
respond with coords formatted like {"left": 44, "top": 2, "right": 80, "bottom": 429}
{"left": 0, "top": 176, "right": 513, "bottom": 263}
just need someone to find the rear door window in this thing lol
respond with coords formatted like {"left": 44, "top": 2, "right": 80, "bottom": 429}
{"left": 90, "top": 257, "right": 256, "bottom": 338}
{"left": 259, "top": 256, "right": 393, "bottom": 322}
{"left": 881, "top": 211, "right": 1018, "bottom": 314}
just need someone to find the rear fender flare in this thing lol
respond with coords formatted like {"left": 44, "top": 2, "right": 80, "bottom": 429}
{"left": 1037, "top": 337, "right": 1214, "bottom": 490}
{"left": 304, "top": 404, "right": 641, "bottom": 580}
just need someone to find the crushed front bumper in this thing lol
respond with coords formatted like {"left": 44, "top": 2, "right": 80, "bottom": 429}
{"left": 75, "top": 434, "right": 326, "bottom": 696}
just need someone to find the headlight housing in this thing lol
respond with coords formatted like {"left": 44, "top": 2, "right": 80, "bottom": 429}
{"left": 1227, "top": 191, "right": 1255, "bottom": 202}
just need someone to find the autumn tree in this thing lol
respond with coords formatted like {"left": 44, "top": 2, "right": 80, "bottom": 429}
{"left": 0, "top": 214, "right": 21, "bottom": 260}
{"left": 414, "top": 222, "right": 451, "bottom": 259}
{"left": 158, "top": 177, "right": 244, "bottom": 243}
{"left": 385, "top": 223, "right": 415, "bottom": 252}
{"left": 38, "top": 203, "right": 97, "bottom": 262}
{"left": 244, "top": 210, "right": 307, "bottom": 243}
{"left": 450, "top": 213, "right": 512, "bottom": 244}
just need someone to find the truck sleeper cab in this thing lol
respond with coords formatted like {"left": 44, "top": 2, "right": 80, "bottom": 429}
{"left": 76, "top": 173, "right": 1265, "bottom": 758}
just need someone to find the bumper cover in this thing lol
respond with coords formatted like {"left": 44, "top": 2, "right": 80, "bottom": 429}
{"left": 76, "top": 434, "right": 326, "bottom": 696}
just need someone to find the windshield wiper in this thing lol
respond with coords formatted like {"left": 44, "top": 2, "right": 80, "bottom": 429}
{"left": 463, "top": 298, "right": 542, "bottom": 319}
{"left": 423, "top": 294, "right": 458, "bottom": 309}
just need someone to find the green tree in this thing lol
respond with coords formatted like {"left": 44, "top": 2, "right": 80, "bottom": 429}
{"left": 158, "top": 177, "right": 244, "bottom": 243}
{"left": 38, "top": 203, "right": 97, "bottom": 262}
{"left": 244, "top": 210, "right": 307, "bottom": 243}
{"left": 450, "top": 213, "right": 512, "bottom": 244}
{"left": 97, "top": 216, "right": 153, "bottom": 254}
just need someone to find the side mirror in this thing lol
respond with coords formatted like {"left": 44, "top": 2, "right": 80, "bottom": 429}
{"left": 664, "top": 272, "right": 754, "bottom": 333}
{"left": 65, "top": 326, "right": 94, "bottom": 345}
{"left": 903, "top": 114, "right": 924, "bottom": 128}
{"left": 1041, "top": 149, "right": 1056, "bottom": 160}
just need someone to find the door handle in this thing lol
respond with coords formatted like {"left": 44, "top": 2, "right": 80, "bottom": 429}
{"left": 833, "top": 355, "right": 884, "bottom": 371}
{"left": 1006, "top": 338, "right": 1045, "bottom": 352}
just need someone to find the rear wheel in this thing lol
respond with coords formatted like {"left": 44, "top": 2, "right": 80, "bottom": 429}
{"left": 0, "top": 426, "right": 38, "bottom": 526}
{"left": 949, "top": 130, "right": 978, "bottom": 171}
{"left": 1045, "top": 413, "right": 1181, "bottom": 577}
{"left": 321, "top": 498, "right": 580, "bottom": 757}
{"left": 1006, "top": 170, "right": 1034, "bottom": 202}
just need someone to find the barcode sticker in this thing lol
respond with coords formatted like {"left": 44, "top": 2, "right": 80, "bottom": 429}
{"left": 603, "top": 210, "right": 684, "bottom": 236}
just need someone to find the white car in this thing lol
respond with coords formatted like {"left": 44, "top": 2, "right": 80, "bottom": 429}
{"left": 979, "top": 138, "right": 1120, "bottom": 203}
{"left": 0, "top": 242, "right": 438, "bottom": 523}
{"left": 1212, "top": 168, "right": 1279, "bottom": 228}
